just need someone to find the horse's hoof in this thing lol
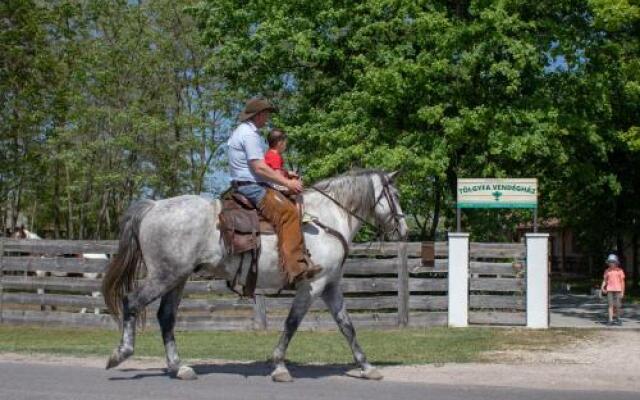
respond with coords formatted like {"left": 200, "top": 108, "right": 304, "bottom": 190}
{"left": 361, "top": 367, "right": 383, "bottom": 380}
{"left": 105, "top": 347, "right": 132, "bottom": 370}
{"left": 271, "top": 368, "right": 293, "bottom": 383}
{"left": 106, "top": 351, "right": 122, "bottom": 370}
{"left": 176, "top": 366, "right": 197, "bottom": 380}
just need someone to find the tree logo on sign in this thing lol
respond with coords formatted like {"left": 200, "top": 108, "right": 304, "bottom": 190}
{"left": 492, "top": 191, "right": 503, "bottom": 202}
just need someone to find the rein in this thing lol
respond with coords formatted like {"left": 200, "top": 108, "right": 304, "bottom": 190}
{"left": 310, "top": 186, "right": 374, "bottom": 229}
{"left": 310, "top": 174, "right": 405, "bottom": 242}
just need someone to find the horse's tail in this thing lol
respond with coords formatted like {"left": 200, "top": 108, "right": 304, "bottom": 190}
{"left": 102, "top": 199, "right": 155, "bottom": 322}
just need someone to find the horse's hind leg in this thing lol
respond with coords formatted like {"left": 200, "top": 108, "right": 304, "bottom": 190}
{"left": 321, "top": 283, "right": 382, "bottom": 380}
{"left": 271, "top": 285, "right": 314, "bottom": 382}
{"left": 157, "top": 280, "right": 196, "bottom": 380}
{"left": 106, "top": 277, "right": 170, "bottom": 370}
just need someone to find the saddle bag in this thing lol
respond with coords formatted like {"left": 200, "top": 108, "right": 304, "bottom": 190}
{"left": 219, "top": 207, "right": 261, "bottom": 255}
{"left": 218, "top": 194, "right": 261, "bottom": 297}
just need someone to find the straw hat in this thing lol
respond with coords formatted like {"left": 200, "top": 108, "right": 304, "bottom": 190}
{"left": 238, "top": 98, "right": 276, "bottom": 122}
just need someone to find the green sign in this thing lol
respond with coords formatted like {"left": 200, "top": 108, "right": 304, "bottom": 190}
{"left": 457, "top": 178, "right": 538, "bottom": 209}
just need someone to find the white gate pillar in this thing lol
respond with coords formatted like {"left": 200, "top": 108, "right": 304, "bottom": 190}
{"left": 448, "top": 233, "right": 469, "bottom": 327}
{"left": 525, "top": 233, "right": 550, "bottom": 328}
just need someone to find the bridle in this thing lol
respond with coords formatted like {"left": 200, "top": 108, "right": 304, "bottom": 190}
{"left": 311, "top": 173, "right": 406, "bottom": 241}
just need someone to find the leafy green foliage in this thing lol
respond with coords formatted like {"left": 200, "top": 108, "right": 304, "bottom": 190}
{"left": 1, "top": 0, "right": 638, "bottom": 273}
{"left": 1, "top": 0, "right": 229, "bottom": 238}
{"left": 193, "top": 0, "right": 639, "bottom": 255}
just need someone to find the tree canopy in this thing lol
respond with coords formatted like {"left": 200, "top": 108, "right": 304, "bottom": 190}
{"left": 1, "top": 0, "right": 230, "bottom": 238}
{"left": 192, "top": 0, "right": 639, "bottom": 255}
{"left": 1, "top": 0, "right": 639, "bottom": 276}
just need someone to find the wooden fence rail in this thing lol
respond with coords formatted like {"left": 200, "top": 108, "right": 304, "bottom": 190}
{"left": 468, "top": 241, "right": 526, "bottom": 326}
{"left": 1, "top": 238, "right": 527, "bottom": 330}
{"left": 1, "top": 239, "right": 449, "bottom": 330}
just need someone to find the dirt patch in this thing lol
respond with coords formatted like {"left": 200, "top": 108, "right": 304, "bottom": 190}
{"left": 381, "top": 330, "right": 640, "bottom": 391}
{"left": 0, "top": 352, "right": 164, "bottom": 369}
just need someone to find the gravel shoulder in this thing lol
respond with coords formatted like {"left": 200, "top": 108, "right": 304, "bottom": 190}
{"left": 382, "top": 330, "right": 640, "bottom": 392}
{"left": 1, "top": 330, "right": 638, "bottom": 392}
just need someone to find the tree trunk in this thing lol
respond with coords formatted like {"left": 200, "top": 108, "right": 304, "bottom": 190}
{"left": 616, "top": 234, "right": 625, "bottom": 267}
{"left": 633, "top": 232, "right": 639, "bottom": 294}
{"left": 12, "top": 179, "right": 23, "bottom": 233}
{"left": 412, "top": 213, "right": 428, "bottom": 241}
{"left": 560, "top": 229, "right": 566, "bottom": 275}
{"left": 53, "top": 159, "right": 61, "bottom": 238}
{"left": 64, "top": 164, "right": 74, "bottom": 239}
{"left": 429, "top": 177, "right": 442, "bottom": 240}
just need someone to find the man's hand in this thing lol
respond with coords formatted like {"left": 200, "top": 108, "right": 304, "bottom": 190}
{"left": 286, "top": 179, "right": 303, "bottom": 194}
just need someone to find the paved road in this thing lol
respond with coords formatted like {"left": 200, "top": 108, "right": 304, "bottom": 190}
{"left": 1, "top": 361, "right": 637, "bottom": 400}
{"left": 550, "top": 294, "right": 640, "bottom": 328}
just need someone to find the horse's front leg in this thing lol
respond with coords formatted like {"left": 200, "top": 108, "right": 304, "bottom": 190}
{"left": 271, "top": 284, "right": 314, "bottom": 382}
{"left": 321, "top": 282, "right": 382, "bottom": 380}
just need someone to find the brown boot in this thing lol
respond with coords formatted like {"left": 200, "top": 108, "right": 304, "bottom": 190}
{"left": 298, "top": 254, "right": 322, "bottom": 281}
{"left": 258, "top": 188, "right": 319, "bottom": 283}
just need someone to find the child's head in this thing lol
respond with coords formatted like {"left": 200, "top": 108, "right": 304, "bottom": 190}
{"left": 605, "top": 254, "right": 621, "bottom": 269}
{"left": 268, "top": 129, "right": 287, "bottom": 152}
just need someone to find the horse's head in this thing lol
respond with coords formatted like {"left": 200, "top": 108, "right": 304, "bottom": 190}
{"left": 310, "top": 169, "right": 409, "bottom": 240}
{"left": 371, "top": 171, "right": 408, "bottom": 240}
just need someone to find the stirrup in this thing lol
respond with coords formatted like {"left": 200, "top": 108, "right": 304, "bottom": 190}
{"left": 292, "top": 264, "right": 323, "bottom": 283}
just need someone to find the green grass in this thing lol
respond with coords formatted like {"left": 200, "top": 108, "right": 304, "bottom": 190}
{"left": 0, "top": 326, "right": 592, "bottom": 365}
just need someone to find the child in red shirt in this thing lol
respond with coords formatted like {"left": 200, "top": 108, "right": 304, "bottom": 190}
{"left": 265, "top": 129, "right": 298, "bottom": 182}
{"left": 601, "top": 254, "right": 625, "bottom": 326}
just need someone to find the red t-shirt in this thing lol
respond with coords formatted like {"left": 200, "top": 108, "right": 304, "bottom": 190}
{"left": 264, "top": 149, "right": 287, "bottom": 177}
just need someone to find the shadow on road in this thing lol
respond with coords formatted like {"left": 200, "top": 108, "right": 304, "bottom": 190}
{"left": 550, "top": 294, "right": 640, "bottom": 327}
{"left": 109, "top": 360, "right": 401, "bottom": 381}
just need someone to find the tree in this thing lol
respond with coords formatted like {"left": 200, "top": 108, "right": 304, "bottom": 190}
{"left": 1, "top": 0, "right": 230, "bottom": 238}
{"left": 0, "top": 0, "right": 61, "bottom": 233}
{"left": 192, "top": 1, "right": 637, "bottom": 243}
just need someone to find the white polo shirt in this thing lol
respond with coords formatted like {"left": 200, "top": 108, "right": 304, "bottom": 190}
{"left": 227, "top": 121, "right": 267, "bottom": 183}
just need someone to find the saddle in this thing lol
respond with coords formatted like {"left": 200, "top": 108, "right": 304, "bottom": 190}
{"left": 218, "top": 190, "right": 278, "bottom": 297}
{"left": 218, "top": 189, "right": 341, "bottom": 297}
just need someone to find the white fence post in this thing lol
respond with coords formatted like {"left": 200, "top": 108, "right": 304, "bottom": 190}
{"left": 448, "top": 232, "right": 469, "bottom": 327}
{"left": 525, "top": 233, "right": 550, "bottom": 328}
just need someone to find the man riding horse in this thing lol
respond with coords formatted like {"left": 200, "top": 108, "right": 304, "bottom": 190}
{"left": 227, "top": 98, "right": 321, "bottom": 283}
{"left": 102, "top": 96, "right": 407, "bottom": 381}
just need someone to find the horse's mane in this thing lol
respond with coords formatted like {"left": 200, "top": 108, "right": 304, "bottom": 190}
{"left": 309, "top": 169, "right": 382, "bottom": 216}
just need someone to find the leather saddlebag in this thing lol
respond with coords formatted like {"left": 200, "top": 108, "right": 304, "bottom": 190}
{"left": 219, "top": 207, "right": 261, "bottom": 255}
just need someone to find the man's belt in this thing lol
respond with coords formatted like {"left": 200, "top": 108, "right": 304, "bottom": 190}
{"left": 231, "top": 180, "right": 267, "bottom": 187}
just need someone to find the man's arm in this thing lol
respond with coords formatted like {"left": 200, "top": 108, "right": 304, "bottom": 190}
{"left": 249, "top": 159, "right": 303, "bottom": 193}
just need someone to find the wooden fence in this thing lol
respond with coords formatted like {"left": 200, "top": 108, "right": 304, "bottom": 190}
{"left": 468, "top": 243, "right": 526, "bottom": 326}
{"left": 0, "top": 239, "right": 527, "bottom": 330}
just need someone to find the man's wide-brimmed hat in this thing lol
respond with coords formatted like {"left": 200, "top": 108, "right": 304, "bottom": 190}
{"left": 238, "top": 98, "right": 276, "bottom": 122}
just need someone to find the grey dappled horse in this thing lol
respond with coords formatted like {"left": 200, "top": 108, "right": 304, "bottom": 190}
{"left": 102, "top": 170, "right": 408, "bottom": 381}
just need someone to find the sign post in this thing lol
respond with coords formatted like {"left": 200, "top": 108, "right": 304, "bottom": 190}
{"left": 456, "top": 178, "right": 538, "bottom": 231}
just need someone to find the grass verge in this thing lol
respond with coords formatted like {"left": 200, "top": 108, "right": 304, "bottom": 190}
{"left": 0, "top": 326, "right": 593, "bottom": 365}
